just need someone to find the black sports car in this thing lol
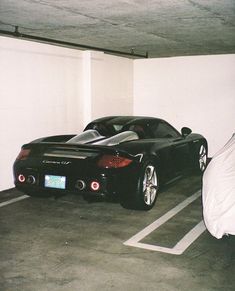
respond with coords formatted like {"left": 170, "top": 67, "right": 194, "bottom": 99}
{"left": 13, "top": 116, "right": 208, "bottom": 210}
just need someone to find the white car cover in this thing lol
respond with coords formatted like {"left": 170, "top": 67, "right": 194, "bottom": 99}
{"left": 202, "top": 133, "right": 235, "bottom": 239}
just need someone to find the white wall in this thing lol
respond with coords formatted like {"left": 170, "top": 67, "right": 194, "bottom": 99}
{"left": 81, "top": 51, "right": 133, "bottom": 125}
{"left": 90, "top": 52, "right": 133, "bottom": 119}
{"left": 0, "top": 37, "right": 133, "bottom": 190}
{"left": 134, "top": 55, "right": 235, "bottom": 156}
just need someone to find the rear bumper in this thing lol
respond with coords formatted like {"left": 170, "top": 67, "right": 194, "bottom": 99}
{"left": 14, "top": 163, "right": 140, "bottom": 198}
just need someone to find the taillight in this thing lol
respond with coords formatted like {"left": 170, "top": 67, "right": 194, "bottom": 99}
{"left": 18, "top": 174, "right": 26, "bottom": 183}
{"left": 90, "top": 181, "right": 100, "bottom": 191}
{"left": 97, "top": 154, "right": 132, "bottom": 168}
{"left": 16, "top": 148, "right": 31, "bottom": 160}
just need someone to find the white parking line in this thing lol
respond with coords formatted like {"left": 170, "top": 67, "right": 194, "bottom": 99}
{"left": 124, "top": 190, "right": 206, "bottom": 255}
{"left": 0, "top": 195, "right": 29, "bottom": 208}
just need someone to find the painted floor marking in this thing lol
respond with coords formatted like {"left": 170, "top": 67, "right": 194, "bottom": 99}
{"left": 0, "top": 195, "right": 29, "bottom": 208}
{"left": 124, "top": 190, "right": 206, "bottom": 255}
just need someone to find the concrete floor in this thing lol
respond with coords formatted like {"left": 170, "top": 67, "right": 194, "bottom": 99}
{"left": 0, "top": 174, "right": 234, "bottom": 291}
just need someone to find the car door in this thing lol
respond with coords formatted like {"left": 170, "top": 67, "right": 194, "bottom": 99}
{"left": 171, "top": 135, "right": 191, "bottom": 174}
{"left": 152, "top": 121, "right": 191, "bottom": 177}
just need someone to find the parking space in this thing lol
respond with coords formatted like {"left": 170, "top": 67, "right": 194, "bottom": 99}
{"left": 0, "top": 174, "right": 234, "bottom": 291}
{"left": 124, "top": 191, "right": 206, "bottom": 255}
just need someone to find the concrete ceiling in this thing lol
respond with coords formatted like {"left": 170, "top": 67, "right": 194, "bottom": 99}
{"left": 0, "top": 0, "right": 235, "bottom": 58}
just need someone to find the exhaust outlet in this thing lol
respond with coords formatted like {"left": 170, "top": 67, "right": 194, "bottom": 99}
{"left": 27, "top": 175, "right": 36, "bottom": 185}
{"left": 76, "top": 180, "right": 86, "bottom": 191}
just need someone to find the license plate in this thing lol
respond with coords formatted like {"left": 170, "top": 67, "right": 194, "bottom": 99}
{"left": 44, "top": 175, "right": 66, "bottom": 189}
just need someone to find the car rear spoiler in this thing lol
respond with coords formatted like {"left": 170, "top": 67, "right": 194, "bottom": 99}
{"left": 20, "top": 129, "right": 141, "bottom": 161}
{"left": 21, "top": 141, "right": 141, "bottom": 161}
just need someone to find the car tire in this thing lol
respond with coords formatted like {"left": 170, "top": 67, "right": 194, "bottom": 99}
{"left": 196, "top": 144, "right": 208, "bottom": 173}
{"left": 120, "top": 162, "right": 159, "bottom": 210}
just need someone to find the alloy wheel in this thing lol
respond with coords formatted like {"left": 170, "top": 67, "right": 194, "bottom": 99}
{"left": 199, "top": 145, "right": 207, "bottom": 172}
{"left": 143, "top": 165, "right": 158, "bottom": 206}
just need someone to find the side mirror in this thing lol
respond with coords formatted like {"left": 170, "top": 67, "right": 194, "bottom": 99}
{"left": 181, "top": 127, "right": 192, "bottom": 137}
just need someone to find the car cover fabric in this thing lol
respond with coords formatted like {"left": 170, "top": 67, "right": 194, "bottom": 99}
{"left": 202, "top": 133, "right": 235, "bottom": 239}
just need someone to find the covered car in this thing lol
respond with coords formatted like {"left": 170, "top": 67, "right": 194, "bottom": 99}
{"left": 202, "top": 133, "right": 235, "bottom": 238}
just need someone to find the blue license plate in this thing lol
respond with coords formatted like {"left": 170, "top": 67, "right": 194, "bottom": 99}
{"left": 44, "top": 175, "right": 66, "bottom": 189}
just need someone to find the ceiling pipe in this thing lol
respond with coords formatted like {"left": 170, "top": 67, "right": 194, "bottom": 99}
{"left": 0, "top": 26, "right": 148, "bottom": 59}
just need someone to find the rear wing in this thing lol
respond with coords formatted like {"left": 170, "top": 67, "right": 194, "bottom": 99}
{"left": 21, "top": 141, "right": 137, "bottom": 161}
{"left": 20, "top": 129, "right": 140, "bottom": 160}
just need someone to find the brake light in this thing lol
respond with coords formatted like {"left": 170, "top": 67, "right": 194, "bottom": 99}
{"left": 16, "top": 148, "right": 31, "bottom": 160}
{"left": 97, "top": 154, "right": 132, "bottom": 168}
